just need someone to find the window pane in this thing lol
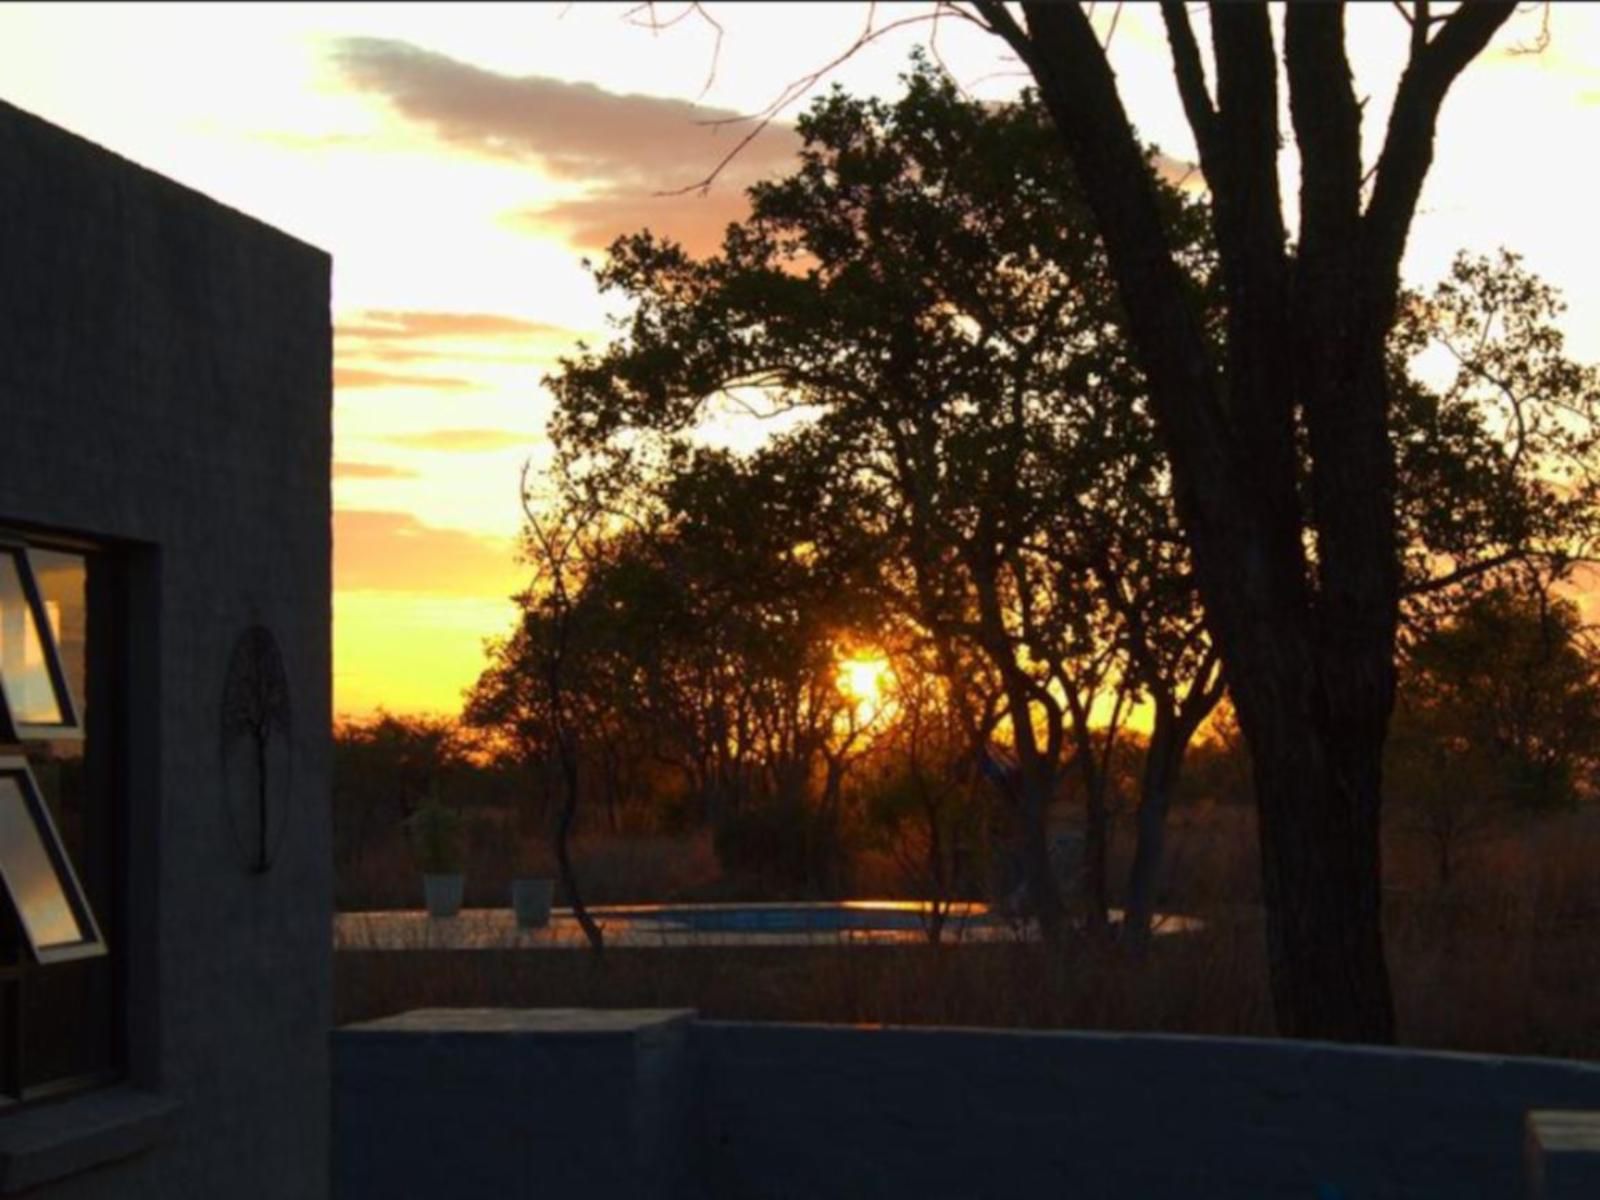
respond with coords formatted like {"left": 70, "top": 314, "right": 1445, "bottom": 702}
{"left": 0, "top": 552, "right": 64, "bottom": 727}
{"left": 29, "top": 550, "right": 86, "bottom": 746}
{"left": 23, "top": 955, "right": 113, "bottom": 1090}
{"left": 16, "top": 549, "right": 114, "bottom": 1093}
{"left": 0, "top": 777, "right": 84, "bottom": 950}
{"left": 28, "top": 552, "right": 89, "bottom": 892}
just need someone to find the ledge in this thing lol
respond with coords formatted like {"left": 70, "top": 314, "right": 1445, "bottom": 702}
{"left": 0, "top": 1088, "right": 179, "bottom": 1194}
{"left": 340, "top": 1006, "right": 696, "bottom": 1042}
{"left": 1527, "top": 1110, "right": 1600, "bottom": 1200}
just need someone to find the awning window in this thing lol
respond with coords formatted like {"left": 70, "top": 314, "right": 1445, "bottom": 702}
{"left": 0, "top": 545, "right": 83, "bottom": 741}
{"left": 0, "top": 757, "right": 106, "bottom": 963}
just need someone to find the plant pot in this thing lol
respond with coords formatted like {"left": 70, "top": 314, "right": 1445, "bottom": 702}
{"left": 423, "top": 873, "right": 464, "bottom": 918}
{"left": 511, "top": 878, "right": 555, "bottom": 929}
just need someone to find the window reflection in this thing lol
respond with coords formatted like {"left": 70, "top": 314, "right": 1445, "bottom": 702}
{"left": 30, "top": 549, "right": 86, "bottom": 748}
{"left": 0, "top": 777, "right": 84, "bottom": 951}
{"left": 0, "top": 551, "right": 64, "bottom": 727}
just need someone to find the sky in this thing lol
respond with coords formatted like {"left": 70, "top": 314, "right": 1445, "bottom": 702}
{"left": 0, "top": 2, "right": 1595, "bottom": 718}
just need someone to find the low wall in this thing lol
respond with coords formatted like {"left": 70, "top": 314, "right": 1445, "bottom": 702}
{"left": 694, "top": 1023, "right": 1600, "bottom": 1199}
{"left": 335, "top": 1009, "right": 695, "bottom": 1200}
{"left": 335, "top": 1011, "right": 1600, "bottom": 1200}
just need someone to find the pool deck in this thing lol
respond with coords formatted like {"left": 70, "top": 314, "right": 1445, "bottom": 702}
{"left": 334, "top": 901, "right": 1202, "bottom": 950}
{"left": 335, "top": 902, "right": 1028, "bottom": 950}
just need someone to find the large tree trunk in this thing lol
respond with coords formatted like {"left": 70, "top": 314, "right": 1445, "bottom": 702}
{"left": 1124, "top": 669, "right": 1221, "bottom": 947}
{"left": 1081, "top": 773, "right": 1109, "bottom": 935}
{"left": 1243, "top": 684, "right": 1393, "bottom": 1043}
{"left": 1064, "top": 685, "right": 1120, "bottom": 936}
{"left": 1017, "top": 761, "right": 1065, "bottom": 944}
{"left": 1123, "top": 713, "right": 1180, "bottom": 948}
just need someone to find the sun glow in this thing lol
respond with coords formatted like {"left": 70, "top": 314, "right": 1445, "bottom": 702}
{"left": 838, "top": 656, "right": 891, "bottom": 708}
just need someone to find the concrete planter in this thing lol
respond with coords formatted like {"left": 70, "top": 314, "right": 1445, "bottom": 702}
{"left": 422, "top": 873, "right": 464, "bottom": 918}
{"left": 511, "top": 878, "right": 555, "bottom": 929}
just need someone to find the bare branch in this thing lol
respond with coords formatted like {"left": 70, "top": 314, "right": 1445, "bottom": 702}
{"left": 969, "top": 0, "right": 1037, "bottom": 70}
{"left": 1506, "top": 1, "right": 1552, "bottom": 56}
{"left": 1402, "top": 549, "right": 1530, "bottom": 599}
{"left": 656, "top": 4, "right": 944, "bottom": 197}
{"left": 1413, "top": 1, "right": 1431, "bottom": 59}
{"left": 627, "top": 3, "right": 727, "bottom": 101}
{"left": 1103, "top": 2, "right": 1126, "bottom": 53}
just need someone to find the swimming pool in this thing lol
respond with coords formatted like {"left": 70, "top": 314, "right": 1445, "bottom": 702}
{"left": 334, "top": 900, "right": 1201, "bottom": 950}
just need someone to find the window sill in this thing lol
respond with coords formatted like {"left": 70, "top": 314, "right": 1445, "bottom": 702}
{"left": 0, "top": 1087, "right": 179, "bottom": 1194}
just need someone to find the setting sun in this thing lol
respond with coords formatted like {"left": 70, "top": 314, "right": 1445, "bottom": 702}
{"left": 838, "top": 656, "right": 891, "bottom": 708}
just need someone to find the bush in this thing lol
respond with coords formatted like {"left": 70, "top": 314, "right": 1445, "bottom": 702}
{"left": 404, "top": 800, "right": 464, "bottom": 875}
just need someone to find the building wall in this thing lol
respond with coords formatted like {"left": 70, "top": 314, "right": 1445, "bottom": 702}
{"left": 0, "top": 99, "right": 331, "bottom": 1198}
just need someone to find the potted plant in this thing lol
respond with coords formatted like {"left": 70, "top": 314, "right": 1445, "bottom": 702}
{"left": 510, "top": 873, "right": 555, "bottom": 930}
{"left": 405, "top": 797, "right": 464, "bottom": 918}
{"left": 509, "top": 832, "right": 555, "bottom": 930}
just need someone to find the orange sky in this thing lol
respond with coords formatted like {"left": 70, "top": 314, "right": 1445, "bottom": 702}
{"left": 1, "top": 3, "right": 1596, "bottom": 717}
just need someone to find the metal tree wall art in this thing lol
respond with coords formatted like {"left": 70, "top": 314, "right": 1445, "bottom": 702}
{"left": 220, "top": 625, "right": 293, "bottom": 874}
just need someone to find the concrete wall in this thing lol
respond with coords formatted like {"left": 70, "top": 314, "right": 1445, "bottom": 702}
{"left": 332, "top": 1008, "right": 1600, "bottom": 1199}
{"left": 693, "top": 1022, "right": 1600, "bottom": 1200}
{"left": 336, "top": 1009, "right": 697, "bottom": 1200}
{"left": 0, "top": 99, "right": 331, "bottom": 1198}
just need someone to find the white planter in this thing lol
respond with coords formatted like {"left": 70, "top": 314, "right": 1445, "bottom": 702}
{"left": 511, "top": 878, "right": 555, "bottom": 929}
{"left": 423, "top": 873, "right": 464, "bottom": 918}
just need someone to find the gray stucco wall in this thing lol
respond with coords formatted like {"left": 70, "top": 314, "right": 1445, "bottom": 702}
{"left": 693, "top": 1022, "right": 1600, "bottom": 1200}
{"left": 0, "top": 98, "right": 331, "bottom": 1198}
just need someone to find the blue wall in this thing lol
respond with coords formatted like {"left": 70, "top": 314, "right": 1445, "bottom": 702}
{"left": 336, "top": 1010, "right": 1600, "bottom": 1199}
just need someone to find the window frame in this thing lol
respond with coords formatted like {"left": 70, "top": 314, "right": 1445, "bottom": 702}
{"left": 0, "top": 528, "right": 122, "bottom": 1114}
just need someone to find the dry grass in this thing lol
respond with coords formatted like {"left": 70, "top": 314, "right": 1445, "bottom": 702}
{"left": 334, "top": 803, "right": 1600, "bottom": 1060}
{"left": 337, "top": 821, "right": 722, "bottom": 911}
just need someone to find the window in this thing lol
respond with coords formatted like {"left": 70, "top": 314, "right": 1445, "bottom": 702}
{"left": 0, "top": 537, "right": 120, "bottom": 1106}
{"left": 0, "top": 763, "right": 104, "bottom": 963}
{"left": 0, "top": 545, "right": 82, "bottom": 741}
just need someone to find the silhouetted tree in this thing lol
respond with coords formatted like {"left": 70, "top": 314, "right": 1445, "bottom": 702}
{"left": 549, "top": 65, "right": 1215, "bottom": 941}
{"left": 952, "top": 0, "right": 1519, "bottom": 1041}
{"left": 496, "top": 473, "right": 610, "bottom": 953}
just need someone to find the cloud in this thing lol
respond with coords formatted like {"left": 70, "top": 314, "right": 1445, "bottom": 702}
{"left": 506, "top": 188, "right": 748, "bottom": 259}
{"left": 334, "top": 366, "right": 480, "bottom": 391}
{"left": 335, "top": 509, "right": 521, "bottom": 597}
{"left": 329, "top": 37, "right": 799, "bottom": 189}
{"left": 336, "top": 308, "right": 588, "bottom": 369}
{"left": 380, "top": 428, "right": 540, "bottom": 453}
{"left": 339, "top": 310, "right": 573, "bottom": 340}
{"left": 328, "top": 38, "right": 798, "bottom": 254}
{"left": 334, "top": 461, "right": 418, "bottom": 480}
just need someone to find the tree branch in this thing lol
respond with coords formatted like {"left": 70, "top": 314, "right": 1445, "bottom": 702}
{"left": 1285, "top": 3, "right": 1363, "bottom": 271}
{"left": 1362, "top": 2, "right": 1516, "bottom": 325}
{"left": 1159, "top": 2, "right": 1218, "bottom": 168}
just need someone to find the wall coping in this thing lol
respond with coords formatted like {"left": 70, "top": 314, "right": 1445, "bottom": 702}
{"left": 0, "top": 1088, "right": 180, "bottom": 1194}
